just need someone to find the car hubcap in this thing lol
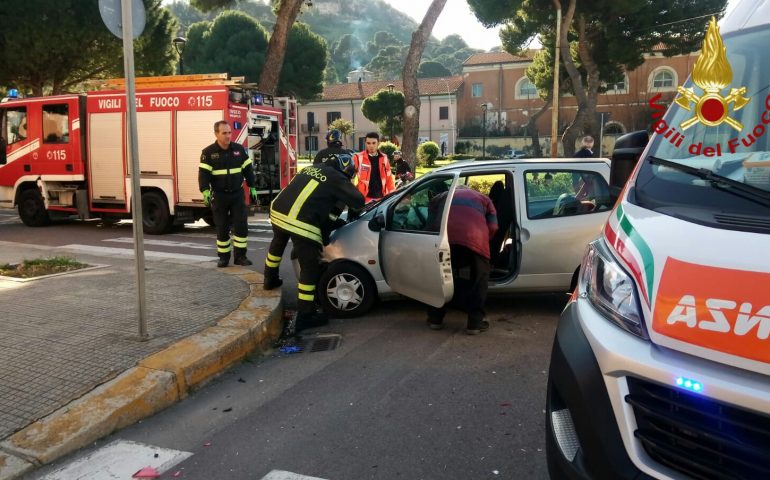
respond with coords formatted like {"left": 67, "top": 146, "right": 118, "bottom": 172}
{"left": 326, "top": 273, "right": 363, "bottom": 311}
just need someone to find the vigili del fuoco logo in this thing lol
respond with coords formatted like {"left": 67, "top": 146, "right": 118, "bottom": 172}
{"left": 649, "top": 17, "right": 770, "bottom": 157}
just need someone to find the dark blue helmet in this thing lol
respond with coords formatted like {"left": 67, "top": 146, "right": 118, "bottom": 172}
{"left": 325, "top": 153, "right": 357, "bottom": 178}
{"left": 325, "top": 129, "right": 343, "bottom": 146}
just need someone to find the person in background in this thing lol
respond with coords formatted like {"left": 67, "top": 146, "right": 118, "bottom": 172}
{"left": 353, "top": 132, "right": 395, "bottom": 203}
{"left": 199, "top": 120, "right": 257, "bottom": 268}
{"left": 313, "top": 129, "right": 349, "bottom": 165}
{"left": 392, "top": 150, "right": 413, "bottom": 187}
{"left": 573, "top": 135, "right": 595, "bottom": 158}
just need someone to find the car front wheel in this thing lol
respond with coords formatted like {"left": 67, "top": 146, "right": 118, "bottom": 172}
{"left": 318, "top": 262, "right": 377, "bottom": 318}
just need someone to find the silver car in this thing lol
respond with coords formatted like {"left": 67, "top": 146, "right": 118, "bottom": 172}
{"left": 314, "top": 158, "right": 613, "bottom": 317}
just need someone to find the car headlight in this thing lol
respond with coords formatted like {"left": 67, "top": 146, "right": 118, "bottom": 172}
{"left": 580, "top": 239, "right": 647, "bottom": 339}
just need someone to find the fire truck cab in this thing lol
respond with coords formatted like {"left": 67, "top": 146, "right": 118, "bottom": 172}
{"left": 0, "top": 74, "right": 297, "bottom": 234}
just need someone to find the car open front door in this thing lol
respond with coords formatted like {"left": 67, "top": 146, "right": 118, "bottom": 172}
{"left": 379, "top": 173, "right": 459, "bottom": 307}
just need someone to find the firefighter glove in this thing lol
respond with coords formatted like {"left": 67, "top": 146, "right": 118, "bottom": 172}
{"left": 250, "top": 187, "right": 258, "bottom": 204}
{"left": 202, "top": 189, "right": 212, "bottom": 206}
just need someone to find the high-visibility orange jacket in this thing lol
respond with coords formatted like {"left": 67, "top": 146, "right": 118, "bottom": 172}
{"left": 353, "top": 150, "right": 396, "bottom": 200}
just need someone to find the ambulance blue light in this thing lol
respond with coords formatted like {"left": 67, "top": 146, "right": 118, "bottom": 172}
{"left": 676, "top": 376, "right": 703, "bottom": 393}
{"left": 8, "top": 88, "right": 19, "bottom": 99}
{"left": 253, "top": 94, "right": 263, "bottom": 105}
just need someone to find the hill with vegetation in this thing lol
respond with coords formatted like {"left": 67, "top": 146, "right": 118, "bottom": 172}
{"left": 167, "top": 0, "right": 483, "bottom": 83}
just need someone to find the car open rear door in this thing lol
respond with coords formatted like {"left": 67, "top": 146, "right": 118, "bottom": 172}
{"left": 379, "top": 173, "right": 459, "bottom": 307}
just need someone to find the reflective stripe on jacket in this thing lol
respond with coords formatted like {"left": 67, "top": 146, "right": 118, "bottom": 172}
{"left": 198, "top": 141, "right": 255, "bottom": 193}
{"left": 353, "top": 151, "right": 395, "bottom": 199}
{"left": 270, "top": 164, "right": 365, "bottom": 245}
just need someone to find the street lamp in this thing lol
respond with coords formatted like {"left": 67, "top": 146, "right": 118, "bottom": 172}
{"left": 387, "top": 83, "right": 395, "bottom": 142}
{"left": 480, "top": 103, "right": 488, "bottom": 159}
{"left": 173, "top": 36, "right": 187, "bottom": 75}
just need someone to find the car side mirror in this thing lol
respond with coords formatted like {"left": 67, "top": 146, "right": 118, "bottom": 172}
{"left": 368, "top": 212, "right": 385, "bottom": 232}
{"left": 609, "top": 130, "right": 649, "bottom": 203}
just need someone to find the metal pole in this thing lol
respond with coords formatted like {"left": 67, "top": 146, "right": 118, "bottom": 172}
{"left": 482, "top": 108, "right": 486, "bottom": 158}
{"left": 550, "top": 6, "right": 562, "bottom": 158}
{"left": 121, "top": 0, "right": 149, "bottom": 340}
{"left": 598, "top": 112, "right": 605, "bottom": 157}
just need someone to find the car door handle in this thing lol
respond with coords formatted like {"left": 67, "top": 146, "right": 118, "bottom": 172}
{"left": 521, "top": 228, "right": 531, "bottom": 243}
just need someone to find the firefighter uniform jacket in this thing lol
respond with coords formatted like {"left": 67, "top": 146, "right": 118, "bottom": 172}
{"left": 198, "top": 141, "right": 255, "bottom": 193}
{"left": 270, "top": 164, "right": 365, "bottom": 245}
{"left": 352, "top": 150, "right": 396, "bottom": 199}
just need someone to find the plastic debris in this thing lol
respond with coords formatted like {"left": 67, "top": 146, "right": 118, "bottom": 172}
{"left": 172, "top": 472, "right": 182, "bottom": 478}
{"left": 499, "top": 402, "right": 511, "bottom": 407}
{"left": 279, "top": 345, "right": 302, "bottom": 354}
{"left": 203, "top": 442, "right": 212, "bottom": 447}
{"left": 132, "top": 466, "right": 161, "bottom": 478}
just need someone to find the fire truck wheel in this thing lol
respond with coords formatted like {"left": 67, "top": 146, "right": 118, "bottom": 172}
{"left": 141, "top": 191, "right": 172, "bottom": 235}
{"left": 18, "top": 189, "right": 51, "bottom": 227}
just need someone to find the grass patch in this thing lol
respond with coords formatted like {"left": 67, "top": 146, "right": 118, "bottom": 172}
{"left": 0, "top": 256, "right": 89, "bottom": 278}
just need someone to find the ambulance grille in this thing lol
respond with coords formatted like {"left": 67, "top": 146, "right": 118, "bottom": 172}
{"left": 626, "top": 377, "right": 770, "bottom": 480}
{"left": 714, "top": 213, "right": 770, "bottom": 233}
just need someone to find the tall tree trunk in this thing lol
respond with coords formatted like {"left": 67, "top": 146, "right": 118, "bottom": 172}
{"left": 258, "top": 0, "right": 304, "bottom": 94}
{"left": 401, "top": 0, "right": 447, "bottom": 171}
{"left": 554, "top": 0, "right": 586, "bottom": 155}
{"left": 561, "top": 12, "right": 601, "bottom": 155}
{"left": 526, "top": 95, "right": 551, "bottom": 158}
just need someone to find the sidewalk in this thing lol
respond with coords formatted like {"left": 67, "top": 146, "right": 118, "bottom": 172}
{"left": 0, "top": 239, "right": 282, "bottom": 479}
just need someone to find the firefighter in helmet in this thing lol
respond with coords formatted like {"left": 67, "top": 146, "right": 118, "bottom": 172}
{"left": 199, "top": 120, "right": 257, "bottom": 268}
{"left": 263, "top": 152, "right": 364, "bottom": 331}
{"left": 313, "top": 129, "right": 350, "bottom": 165}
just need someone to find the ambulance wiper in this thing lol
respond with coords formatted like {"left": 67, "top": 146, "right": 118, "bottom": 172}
{"left": 648, "top": 155, "right": 770, "bottom": 208}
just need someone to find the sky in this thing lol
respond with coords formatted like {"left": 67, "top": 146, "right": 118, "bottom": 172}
{"left": 382, "top": 0, "right": 503, "bottom": 51}
{"left": 383, "top": 0, "right": 742, "bottom": 52}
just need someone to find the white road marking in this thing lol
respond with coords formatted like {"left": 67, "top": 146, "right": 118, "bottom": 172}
{"left": 39, "top": 440, "right": 192, "bottom": 479}
{"left": 61, "top": 244, "right": 216, "bottom": 262}
{"left": 171, "top": 232, "right": 272, "bottom": 243}
{"left": 261, "top": 471, "right": 328, "bottom": 480}
{"left": 104, "top": 237, "right": 214, "bottom": 250}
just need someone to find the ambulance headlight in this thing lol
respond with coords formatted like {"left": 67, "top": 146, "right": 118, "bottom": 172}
{"left": 580, "top": 239, "right": 647, "bottom": 339}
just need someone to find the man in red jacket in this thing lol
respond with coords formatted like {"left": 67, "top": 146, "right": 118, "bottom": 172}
{"left": 427, "top": 185, "right": 498, "bottom": 335}
{"left": 353, "top": 132, "right": 395, "bottom": 203}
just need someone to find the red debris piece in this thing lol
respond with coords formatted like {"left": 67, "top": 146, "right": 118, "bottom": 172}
{"left": 172, "top": 471, "right": 182, "bottom": 478}
{"left": 203, "top": 442, "right": 212, "bottom": 447}
{"left": 132, "top": 466, "right": 161, "bottom": 478}
{"left": 499, "top": 402, "right": 512, "bottom": 407}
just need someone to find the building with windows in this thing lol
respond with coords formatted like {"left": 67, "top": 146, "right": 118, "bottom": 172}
{"left": 458, "top": 49, "right": 696, "bottom": 139}
{"left": 297, "top": 77, "right": 463, "bottom": 155}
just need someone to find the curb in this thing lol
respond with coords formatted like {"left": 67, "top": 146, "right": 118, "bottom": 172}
{"left": 0, "top": 267, "right": 282, "bottom": 480}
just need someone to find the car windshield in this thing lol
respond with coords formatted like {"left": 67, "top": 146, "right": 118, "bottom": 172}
{"left": 634, "top": 25, "right": 770, "bottom": 224}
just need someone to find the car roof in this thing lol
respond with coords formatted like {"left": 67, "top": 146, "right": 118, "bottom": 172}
{"left": 432, "top": 157, "right": 610, "bottom": 173}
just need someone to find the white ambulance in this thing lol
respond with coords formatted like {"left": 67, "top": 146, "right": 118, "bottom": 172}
{"left": 545, "top": 1, "right": 770, "bottom": 479}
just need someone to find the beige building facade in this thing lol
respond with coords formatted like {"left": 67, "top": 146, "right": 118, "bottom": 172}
{"left": 297, "top": 77, "right": 463, "bottom": 156}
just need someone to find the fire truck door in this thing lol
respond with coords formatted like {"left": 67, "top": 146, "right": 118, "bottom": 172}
{"left": 0, "top": 105, "right": 31, "bottom": 176}
{"left": 39, "top": 101, "right": 77, "bottom": 173}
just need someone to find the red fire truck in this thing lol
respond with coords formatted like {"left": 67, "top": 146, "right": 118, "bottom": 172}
{"left": 0, "top": 74, "right": 298, "bottom": 234}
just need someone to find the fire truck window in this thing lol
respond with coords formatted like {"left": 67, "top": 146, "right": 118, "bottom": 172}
{"left": 43, "top": 104, "right": 69, "bottom": 144}
{"left": 6, "top": 107, "right": 27, "bottom": 145}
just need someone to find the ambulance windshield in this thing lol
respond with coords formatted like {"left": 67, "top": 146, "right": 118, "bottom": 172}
{"left": 634, "top": 25, "right": 770, "bottom": 226}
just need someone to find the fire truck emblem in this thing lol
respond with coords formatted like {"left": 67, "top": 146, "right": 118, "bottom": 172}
{"left": 675, "top": 17, "right": 750, "bottom": 131}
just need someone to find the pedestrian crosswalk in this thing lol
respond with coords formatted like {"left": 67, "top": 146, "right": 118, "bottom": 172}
{"left": 34, "top": 439, "right": 329, "bottom": 480}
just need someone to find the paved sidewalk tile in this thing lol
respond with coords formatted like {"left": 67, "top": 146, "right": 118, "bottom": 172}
{"left": 0, "top": 252, "right": 249, "bottom": 439}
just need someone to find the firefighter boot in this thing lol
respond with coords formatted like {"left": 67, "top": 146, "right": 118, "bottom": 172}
{"left": 263, "top": 266, "right": 283, "bottom": 290}
{"left": 234, "top": 256, "right": 253, "bottom": 266}
{"left": 295, "top": 311, "right": 329, "bottom": 332}
{"left": 217, "top": 254, "right": 230, "bottom": 268}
